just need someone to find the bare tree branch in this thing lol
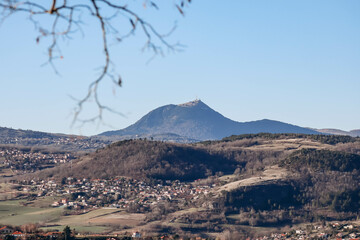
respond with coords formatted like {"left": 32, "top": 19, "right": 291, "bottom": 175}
{"left": 0, "top": 0, "right": 191, "bottom": 129}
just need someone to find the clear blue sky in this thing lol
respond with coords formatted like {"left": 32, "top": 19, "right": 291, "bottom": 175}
{"left": 0, "top": 0, "right": 359, "bottom": 136}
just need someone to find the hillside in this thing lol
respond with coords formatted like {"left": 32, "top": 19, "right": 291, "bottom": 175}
{"left": 27, "top": 133, "right": 360, "bottom": 182}
{"left": 0, "top": 127, "right": 62, "bottom": 140}
{"left": 31, "top": 139, "right": 238, "bottom": 181}
{"left": 10, "top": 134, "right": 360, "bottom": 238}
{"left": 280, "top": 148, "right": 360, "bottom": 171}
{"left": 100, "top": 100, "right": 319, "bottom": 140}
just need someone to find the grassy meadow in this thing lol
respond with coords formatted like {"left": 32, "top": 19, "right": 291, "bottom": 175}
{"left": 0, "top": 199, "right": 63, "bottom": 225}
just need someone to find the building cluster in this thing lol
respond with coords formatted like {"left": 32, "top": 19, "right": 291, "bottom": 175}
{"left": 0, "top": 135, "right": 109, "bottom": 151}
{"left": 0, "top": 147, "right": 74, "bottom": 173}
{"left": 2, "top": 222, "right": 360, "bottom": 240}
{"left": 257, "top": 222, "right": 360, "bottom": 240}
{"left": 0, "top": 225, "right": 209, "bottom": 240}
{"left": 19, "top": 177, "right": 214, "bottom": 211}
{"left": 48, "top": 136, "right": 109, "bottom": 150}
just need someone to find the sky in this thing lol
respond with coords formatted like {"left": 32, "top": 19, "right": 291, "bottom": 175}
{"left": 0, "top": 0, "right": 359, "bottom": 136}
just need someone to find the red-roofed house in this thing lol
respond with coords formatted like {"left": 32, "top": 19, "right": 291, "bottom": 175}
{"left": 12, "top": 231, "right": 24, "bottom": 238}
{"left": 43, "top": 232, "right": 61, "bottom": 239}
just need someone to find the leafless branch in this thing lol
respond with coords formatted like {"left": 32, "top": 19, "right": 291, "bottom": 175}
{"left": 0, "top": 0, "right": 191, "bottom": 129}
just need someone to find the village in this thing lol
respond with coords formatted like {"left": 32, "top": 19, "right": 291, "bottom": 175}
{"left": 0, "top": 177, "right": 216, "bottom": 239}
{"left": 0, "top": 223, "right": 203, "bottom": 239}
{"left": 256, "top": 222, "right": 360, "bottom": 240}
{"left": 0, "top": 134, "right": 109, "bottom": 152}
{"left": 0, "top": 134, "right": 114, "bottom": 175}
{"left": 17, "top": 177, "right": 214, "bottom": 212}
{"left": 1, "top": 221, "right": 360, "bottom": 239}
{"left": 0, "top": 147, "right": 75, "bottom": 174}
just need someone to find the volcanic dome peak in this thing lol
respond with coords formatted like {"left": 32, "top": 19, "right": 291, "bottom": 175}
{"left": 178, "top": 99, "right": 206, "bottom": 107}
{"left": 99, "top": 100, "right": 320, "bottom": 141}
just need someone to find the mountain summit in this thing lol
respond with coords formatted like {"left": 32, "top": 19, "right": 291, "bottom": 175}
{"left": 100, "top": 100, "right": 319, "bottom": 140}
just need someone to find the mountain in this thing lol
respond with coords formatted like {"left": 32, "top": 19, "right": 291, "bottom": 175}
{"left": 317, "top": 128, "right": 360, "bottom": 137}
{"left": 100, "top": 100, "right": 319, "bottom": 140}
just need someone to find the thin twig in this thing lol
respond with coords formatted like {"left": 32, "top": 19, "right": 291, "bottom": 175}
{"left": 0, "top": 0, "right": 190, "bottom": 129}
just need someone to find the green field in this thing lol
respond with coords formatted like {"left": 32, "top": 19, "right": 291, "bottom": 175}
{"left": 49, "top": 208, "right": 123, "bottom": 233}
{"left": 55, "top": 208, "right": 120, "bottom": 225}
{"left": 40, "top": 225, "right": 109, "bottom": 234}
{"left": 0, "top": 199, "right": 63, "bottom": 225}
{"left": 27, "top": 196, "right": 61, "bottom": 208}
{"left": 0, "top": 200, "right": 120, "bottom": 233}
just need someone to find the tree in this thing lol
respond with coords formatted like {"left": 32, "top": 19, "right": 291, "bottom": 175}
{"left": 0, "top": 0, "right": 191, "bottom": 126}
{"left": 62, "top": 225, "right": 72, "bottom": 240}
{"left": 20, "top": 223, "right": 38, "bottom": 233}
{"left": 4, "top": 235, "right": 15, "bottom": 240}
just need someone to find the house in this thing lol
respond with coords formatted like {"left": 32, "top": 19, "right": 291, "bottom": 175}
{"left": 42, "top": 231, "right": 61, "bottom": 239}
{"left": 344, "top": 224, "right": 354, "bottom": 230}
{"left": 0, "top": 226, "right": 12, "bottom": 234}
{"left": 132, "top": 231, "right": 141, "bottom": 238}
{"left": 12, "top": 231, "right": 24, "bottom": 238}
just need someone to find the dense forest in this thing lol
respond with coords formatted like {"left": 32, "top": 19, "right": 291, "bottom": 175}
{"left": 221, "top": 133, "right": 358, "bottom": 145}
{"left": 280, "top": 148, "right": 360, "bottom": 171}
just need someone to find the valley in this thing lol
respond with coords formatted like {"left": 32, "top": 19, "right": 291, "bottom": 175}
{"left": 0, "top": 132, "right": 359, "bottom": 239}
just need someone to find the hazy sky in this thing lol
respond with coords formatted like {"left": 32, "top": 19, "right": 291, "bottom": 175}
{"left": 0, "top": 1, "right": 359, "bottom": 136}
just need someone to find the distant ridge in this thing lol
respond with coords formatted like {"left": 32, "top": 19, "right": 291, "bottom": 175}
{"left": 316, "top": 128, "right": 360, "bottom": 137}
{"left": 100, "top": 100, "right": 320, "bottom": 141}
{"left": 0, "top": 127, "right": 109, "bottom": 151}
{"left": 0, "top": 126, "right": 63, "bottom": 139}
